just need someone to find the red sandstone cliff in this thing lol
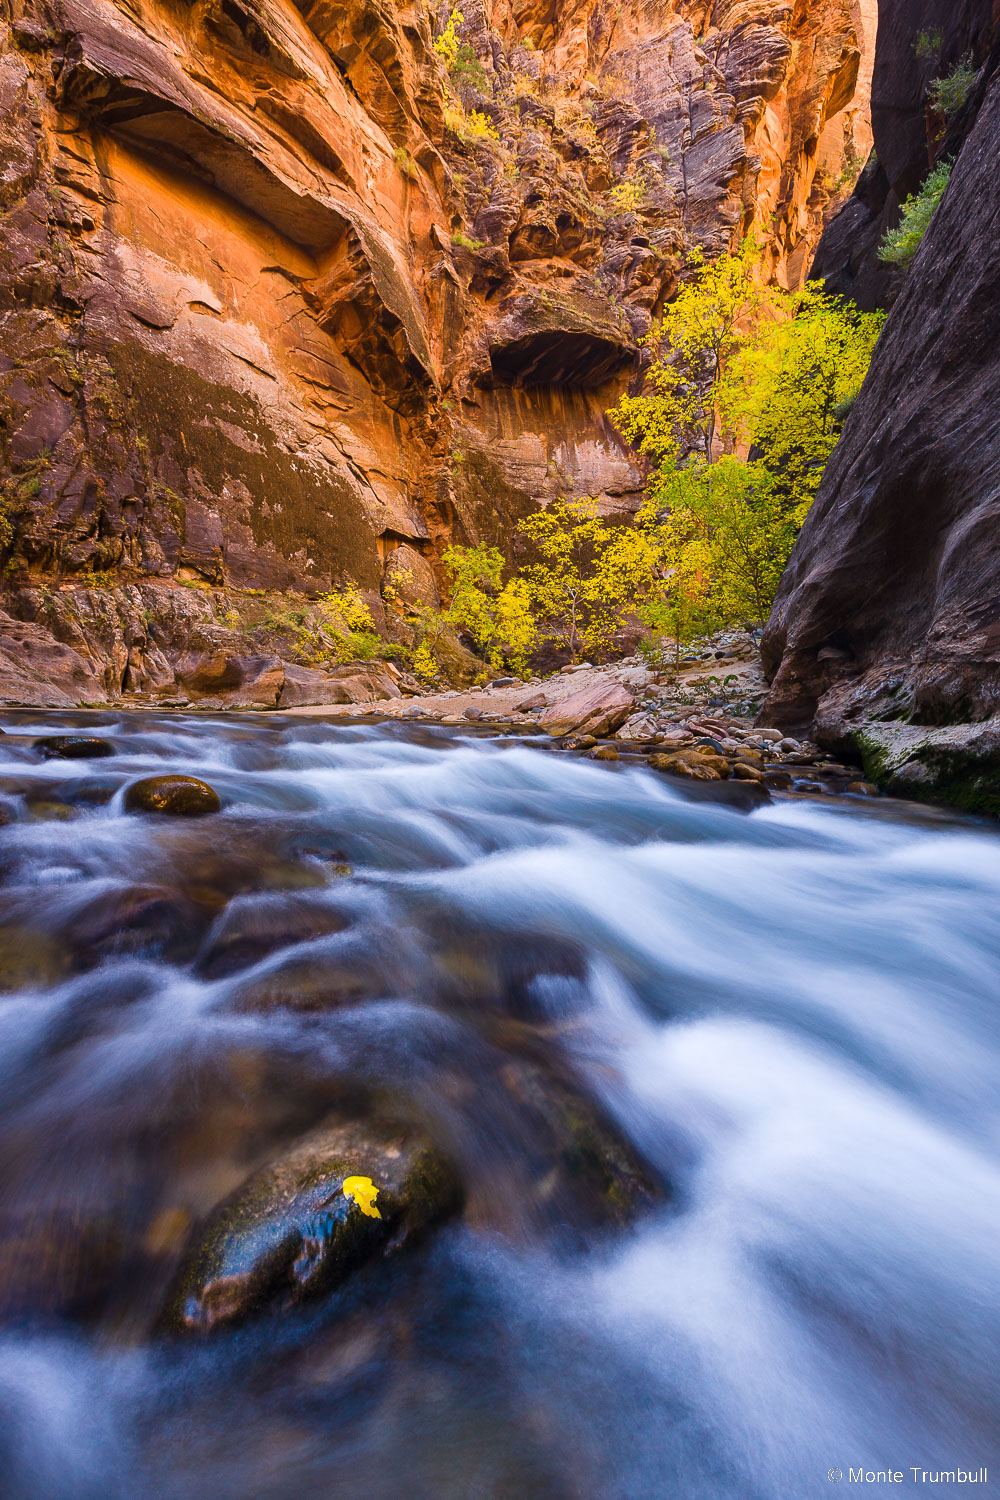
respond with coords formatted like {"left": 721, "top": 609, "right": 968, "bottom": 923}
{"left": 0, "top": 0, "right": 869, "bottom": 703}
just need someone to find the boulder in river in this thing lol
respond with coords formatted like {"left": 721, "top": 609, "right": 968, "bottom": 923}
{"left": 648, "top": 750, "right": 730, "bottom": 781}
{"left": 164, "top": 1118, "right": 463, "bottom": 1332}
{"left": 124, "top": 775, "right": 222, "bottom": 817}
{"left": 35, "top": 736, "right": 115, "bottom": 760}
{"left": 539, "top": 680, "right": 633, "bottom": 737}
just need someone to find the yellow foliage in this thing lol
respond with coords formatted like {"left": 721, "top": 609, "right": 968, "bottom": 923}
{"left": 610, "top": 238, "right": 884, "bottom": 639}
{"left": 434, "top": 8, "right": 464, "bottom": 67}
{"left": 343, "top": 1175, "right": 381, "bottom": 1219}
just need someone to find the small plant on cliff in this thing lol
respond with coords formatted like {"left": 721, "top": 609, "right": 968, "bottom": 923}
{"left": 878, "top": 160, "right": 952, "bottom": 269}
{"left": 914, "top": 28, "right": 944, "bottom": 63}
{"left": 393, "top": 146, "right": 418, "bottom": 180}
{"left": 445, "top": 104, "right": 501, "bottom": 143}
{"left": 610, "top": 171, "right": 648, "bottom": 214}
{"left": 434, "top": 8, "right": 464, "bottom": 66}
{"left": 928, "top": 54, "right": 977, "bottom": 117}
{"left": 451, "top": 228, "right": 486, "bottom": 252}
{"left": 316, "top": 585, "right": 383, "bottom": 662}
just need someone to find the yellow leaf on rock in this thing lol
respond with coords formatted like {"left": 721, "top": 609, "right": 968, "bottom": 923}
{"left": 343, "top": 1175, "right": 381, "bottom": 1218}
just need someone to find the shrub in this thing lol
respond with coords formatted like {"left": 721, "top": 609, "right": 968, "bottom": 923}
{"left": 929, "top": 54, "right": 977, "bottom": 116}
{"left": 878, "top": 161, "right": 951, "bottom": 268}
{"left": 451, "top": 228, "right": 486, "bottom": 252}
{"left": 914, "top": 28, "right": 943, "bottom": 63}
{"left": 393, "top": 146, "right": 417, "bottom": 180}
{"left": 444, "top": 104, "right": 501, "bottom": 144}
{"left": 433, "top": 8, "right": 463, "bottom": 67}
{"left": 610, "top": 172, "right": 647, "bottom": 214}
{"left": 450, "top": 42, "right": 488, "bottom": 93}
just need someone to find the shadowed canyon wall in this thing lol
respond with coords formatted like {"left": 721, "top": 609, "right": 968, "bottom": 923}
{"left": 762, "top": 0, "right": 1000, "bottom": 812}
{"left": 0, "top": 0, "right": 870, "bottom": 701}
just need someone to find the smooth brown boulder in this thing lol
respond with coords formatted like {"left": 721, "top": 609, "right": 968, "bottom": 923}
{"left": 164, "top": 1118, "right": 462, "bottom": 1332}
{"left": 124, "top": 775, "right": 221, "bottom": 817}
{"left": 647, "top": 750, "right": 729, "bottom": 781}
{"left": 35, "top": 735, "right": 115, "bottom": 760}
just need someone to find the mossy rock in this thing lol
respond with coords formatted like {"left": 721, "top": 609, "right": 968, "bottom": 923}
{"left": 124, "top": 775, "right": 222, "bottom": 817}
{"left": 163, "top": 1117, "right": 463, "bottom": 1332}
{"left": 850, "top": 718, "right": 1000, "bottom": 816}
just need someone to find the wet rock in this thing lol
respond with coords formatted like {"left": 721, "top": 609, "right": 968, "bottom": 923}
{"left": 763, "top": 769, "right": 793, "bottom": 791}
{"left": 648, "top": 750, "right": 730, "bottom": 781}
{"left": 65, "top": 886, "right": 212, "bottom": 968}
{"left": 34, "top": 736, "right": 115, "bottom": 760}
{"left": 846, "top": 780, "right": 879, "bottom": 796}
{"left": 0, "top": 922, "right": 71, "bottom": 991}
{"left": 490, "top": 1064, "right": 662, "bottom": 1237}
{"left": 561, "top": 734, "right": 597, "bottom": 750}
{"left": 590, "top": 745, "right": 619, "bottom": 761}
{"left": 164, "top": 1117, "right": 463, "bottom": 1332}
{"left": 124, "top": 775, "right": 222, "bottom": 817}
{"left": 25, "top": 797, "right": 80, "bottom": 822}
{"left": 196, "top": 894, "right": 352, "bottom": 980}
{"left": 225, "top": 950, "right": 386, "bottom": 1014}
{"left": 731, "top": 762, "right": 765, "bottom": 782}
{"left": 539, "top": 680, "right": 633, "bottom": 737}
{"left": 0, "top": 1209, "right": 123, "bottom": 1322}
{"left": 59, "top": 777, "right": 122, "bottom": 808}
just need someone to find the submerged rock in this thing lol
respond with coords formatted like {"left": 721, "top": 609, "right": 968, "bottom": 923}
{"left": 164, "top": 1118, "right": 463, "bottom": 1332}
{"left": 124, "top": 775, "right": 222, "bottom": 817}
{"left": 196, "top": 894, "right": 351, "bottom": 979}
{"left": 35, "top": 736, "right": 115, "bottom": 760}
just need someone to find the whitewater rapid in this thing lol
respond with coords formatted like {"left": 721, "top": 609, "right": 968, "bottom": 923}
{"left": 0, "top": 712, "right": 996, "bottom": 1499}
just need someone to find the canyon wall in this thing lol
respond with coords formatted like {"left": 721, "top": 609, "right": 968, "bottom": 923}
{"left": 761, "top": 0, "right": 1000, "bottom": 812}
{"left": 0, "top": 0, "right": 868, "bottom": 702}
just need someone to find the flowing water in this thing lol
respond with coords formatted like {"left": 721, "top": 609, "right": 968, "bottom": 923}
{"left": 0, "top": 711, "right": 998, "bottom": 1499}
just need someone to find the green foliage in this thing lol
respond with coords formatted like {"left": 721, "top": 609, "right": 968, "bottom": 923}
{"left": 929, "top": 54, "right": 976, "bottom": 116}
{"left": 914, "top": 28, "right": 943, "bottom": 63}
{"left": 450, "top": 42, "right": 489, "bottom": 92}
{"left": 314, "top": 585, "right": 384, "bottom": 662}
{"left": 451, "top": 228, "right": 486, "bottom": 252}
{"left": 393, "top": 146, "right": 418, "bottom": 180}
{"left": 717, "top": 283, "right": 883, "bottom": 516}
{"left": 612, "top": 236, "right": 776, "bottom": 468}
{"left": 442, "top": 542, "right": 536, "bottom": 674}
{"left": 610, "top": 240, "right": 884, "bottom": 645}
{"left": 878, "top": 161, "right": 951, "bottom": 268}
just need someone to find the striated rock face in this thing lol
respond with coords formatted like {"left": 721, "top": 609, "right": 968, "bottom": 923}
{"left": 812, "top": 0, "right": 997, "bottom": 309}
{"left": 0, "top": 0, "right": 867, "bottom": 700}
{"left": 761, "top": 20, "right": 1000, "bottom": 812}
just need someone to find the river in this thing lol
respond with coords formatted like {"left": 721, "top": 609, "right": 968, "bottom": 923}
{"left": 0, "top": 712, "right": 997, "bottom": 1499}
